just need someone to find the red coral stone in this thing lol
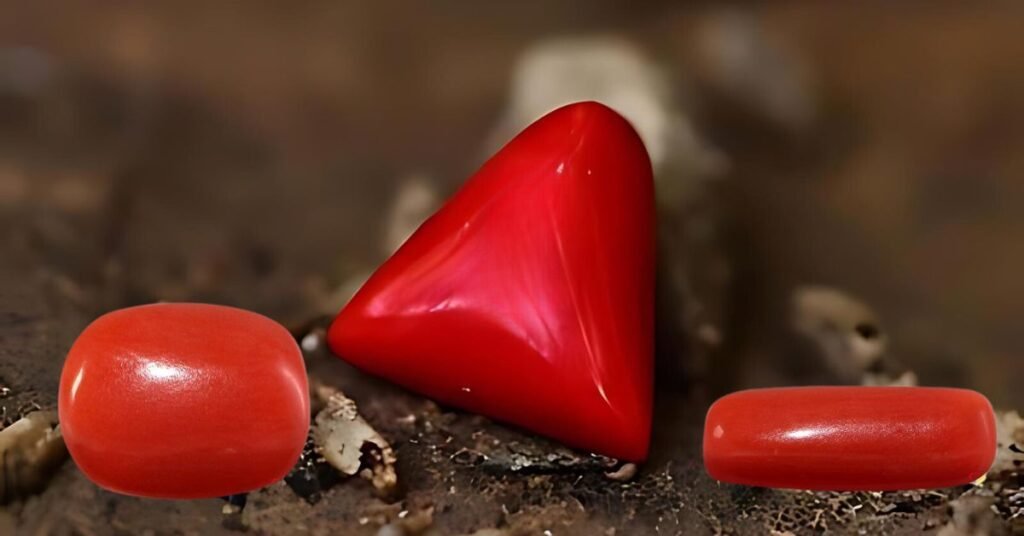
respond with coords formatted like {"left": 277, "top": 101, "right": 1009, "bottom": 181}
{"left": 704, "top": 386, "right": 997, "bottom": 490}
{"left": 59, "top": 303, "right": 309, "bottom": 498}
{"left": 328, "top": 101, "right": 655, "bottom": 461}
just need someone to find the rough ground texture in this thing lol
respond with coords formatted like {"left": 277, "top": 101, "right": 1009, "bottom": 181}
{"left": 2, "top": 2, "right": 1024, "bottom": 534}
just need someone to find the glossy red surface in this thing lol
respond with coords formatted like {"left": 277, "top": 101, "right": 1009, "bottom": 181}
{"left": 703, "top": 386, "right": 997, "bottom": 490}
{"left": 328, "top": 101, "right": 655, "bottom": 461}
{"left": 59, "top": 303, "right": 309, "bottom": 499}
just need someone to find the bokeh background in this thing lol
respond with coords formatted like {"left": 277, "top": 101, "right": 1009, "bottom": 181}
{"left": 2, "top": 2, "right": 1023, "bottom": 534}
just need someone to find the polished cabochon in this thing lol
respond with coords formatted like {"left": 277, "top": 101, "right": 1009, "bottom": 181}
{"left": 59, "top": 303, "right": 310, "bottom": 498}
{"left": 328, "top": 101, "right": 656, "bottom": 461}
{"left": 703, "top": 386, "right": 997, "bottom": 490}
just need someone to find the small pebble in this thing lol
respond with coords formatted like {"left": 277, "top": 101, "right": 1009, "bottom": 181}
{"left": 605, "top": 462, "right": 638, "bottom": 482}
{"left": 301, "top": 331, "right": 322, "bottom": 353}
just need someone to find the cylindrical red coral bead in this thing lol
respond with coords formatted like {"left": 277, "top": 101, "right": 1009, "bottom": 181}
{"left": 703, "top": 386, "right": 996, "bottom": 490}
{"left": 59, "top": 303, "right": 309, "bottom": 499}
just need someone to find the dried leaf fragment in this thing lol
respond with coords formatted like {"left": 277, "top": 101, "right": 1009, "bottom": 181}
{"left": 312, "top": 385, "right": 397, "bottom": 497}
{"left": 0, "top": 410, "right": 67, "bottom": 503}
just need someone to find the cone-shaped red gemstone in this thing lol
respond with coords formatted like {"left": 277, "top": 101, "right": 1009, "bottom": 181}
{"left": 59, "top": 303, "right": 309, "bottom": 498}
{"left": 328, "top": 102, "right": 655, "bottom": 460}
{"left": 703, "top": 386, "right": 997, "bottom": 490}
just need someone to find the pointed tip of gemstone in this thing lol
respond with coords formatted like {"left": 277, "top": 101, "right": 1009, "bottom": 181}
{"left": 536, "top": 100, "right": 648, "bottom": 149}
{"left": 557, "top": 100, "right": 627, "bottom": 122}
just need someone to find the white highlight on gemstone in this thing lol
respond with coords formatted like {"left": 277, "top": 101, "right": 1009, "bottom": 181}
{"left": 142, "top": 360, "right": 188, "bottom": 382}
{"left": 69, "top": 367, "right": 85, "bottom": 401}
{"left": 785, "top": 427, "right": 818, "bottom": 440}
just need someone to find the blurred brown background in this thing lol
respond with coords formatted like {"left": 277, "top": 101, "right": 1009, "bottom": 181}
{"left": 2, "top": 2, "right": 1023, "bottom": 534}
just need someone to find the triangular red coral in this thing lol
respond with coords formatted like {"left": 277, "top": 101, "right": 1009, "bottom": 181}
{"left": 328, "top": 102, "right": 654, "bottom": 460}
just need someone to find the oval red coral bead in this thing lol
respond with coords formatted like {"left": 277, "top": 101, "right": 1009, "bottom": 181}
{"left": 59, "top": 303, "right": 309, "bottom": 499}
{"left": 703, "top": 386, "right": 996, "bottom": 490}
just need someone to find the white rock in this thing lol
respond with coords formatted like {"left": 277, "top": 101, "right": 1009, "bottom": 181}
{"left": 493, "top": 35, "right": 726, "bottom": 188}
{"left": 383, "top": 174, "right": 440, "bottom": 255}
{"left": 791, "top": 285, "right": 888, "bottom": 381}
{"left": 0, "top": 410, "right": 66, "bottom": 502}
